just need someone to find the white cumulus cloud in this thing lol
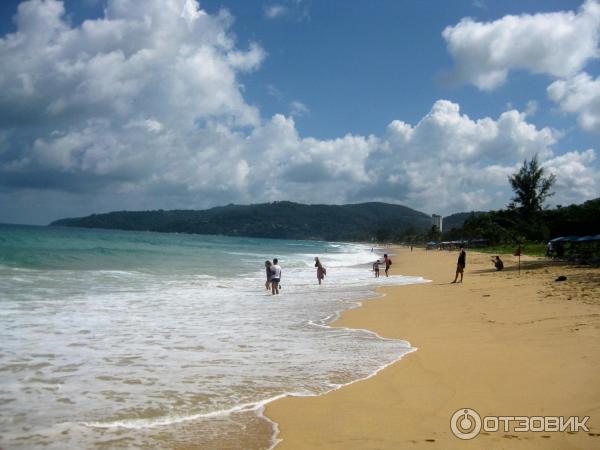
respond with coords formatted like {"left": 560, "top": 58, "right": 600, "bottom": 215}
{"left": 542, "top": 149, "right": 599, "bottom": 202}
{"left": 443, "top": 0, "right": 600, "bottom": 90}
{"left": 548, "top": 72, "right": 600, "bottom": 132}
{"left": 360, "top": 100, "right": 565, "bottom": 214}
{"left": 0, "top": 0, "right": 263, "bottom": 129}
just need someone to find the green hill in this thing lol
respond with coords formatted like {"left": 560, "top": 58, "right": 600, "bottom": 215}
{"left": 50, "top": 201, "right": 432, "bottom": 241}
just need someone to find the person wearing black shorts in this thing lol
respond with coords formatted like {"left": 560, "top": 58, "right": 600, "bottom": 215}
{"left": 270, "top": 258, "right": 282, "bottom": 295}
{"left": 452, "top": 246, "right": 466, "bottom": 283}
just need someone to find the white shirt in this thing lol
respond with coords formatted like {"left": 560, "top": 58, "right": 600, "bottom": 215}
{"left": 271, "top": 264, "right": 282, "bottom": 279}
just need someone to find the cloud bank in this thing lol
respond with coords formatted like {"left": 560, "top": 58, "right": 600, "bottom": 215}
{"left": 442, "top": 0, "right": 600, "bottom": 90}
{"left": 442, "top": 0, "right": 600, "bottom": 133}
{"left": 0, "top": 0, "right": 598, "bottom": 224}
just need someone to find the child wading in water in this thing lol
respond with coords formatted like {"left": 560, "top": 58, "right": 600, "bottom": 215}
{"left": 373, "top": 260, "right": 380, "bottom": 277}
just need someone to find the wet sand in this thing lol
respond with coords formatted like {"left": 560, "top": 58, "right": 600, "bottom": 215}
{"left": 265, "top": 247, "right": 600, "bottom": 449}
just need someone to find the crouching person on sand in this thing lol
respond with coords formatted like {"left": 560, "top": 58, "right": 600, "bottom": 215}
{"left": 493, "top": 256, "right": 504, "bottom": 271}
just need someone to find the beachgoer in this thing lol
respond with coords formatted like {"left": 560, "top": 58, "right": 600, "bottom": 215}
{"left": 452, "top": 246, "right": 466, "bottom": 283}
{"left": 492, "top": 256, "right": 504, "bottom": 271}
{"left": 373, "top": 260, "right": 380, "bottom": 278}
{"left": 383, "top": 254, "right": 392, "bottom": 277}
{"left": 314, "top": 257, "right": 326, "bottom": 285}
{"left": 264, "top": 260, "right": 272, "bottom": 291}
{"left": 546, "top": 241, "right": 554, "bottom": 257}
{"left": 270, "top": 258, "right": 282, "bottom": 295}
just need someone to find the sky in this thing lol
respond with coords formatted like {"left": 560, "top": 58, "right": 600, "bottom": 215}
{"left": 0, "top": 0, "right": 599, "bottom": 225}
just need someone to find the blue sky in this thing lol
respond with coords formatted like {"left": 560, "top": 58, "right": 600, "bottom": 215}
{"left": 0, "top": 0, "right": 599, "bottom": 224}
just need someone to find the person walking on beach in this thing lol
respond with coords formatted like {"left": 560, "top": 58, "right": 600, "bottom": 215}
{"left": 270, "top": 258, "right": 282, "bottom": 295}
{"left": 314, "top": 257, "right": 326, "bottom": 285}
{"left": 264, "top": 260, "right": 273, "bottom": 291}
{"left": 373, "top": 260, "right": 380, "bottom": 278}
{"left": 452, "top": 246, "right": 466, "bottom": 283}
{"left": 383, "top": 254, "right": 392, "bottom": 277}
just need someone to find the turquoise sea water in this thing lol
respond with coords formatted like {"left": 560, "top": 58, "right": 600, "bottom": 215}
{"left": 0, "top": 224, "right": 425, "bottom": 449}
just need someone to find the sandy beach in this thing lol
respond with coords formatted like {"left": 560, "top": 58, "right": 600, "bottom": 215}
{"left": 265, "top": 247, "right": 600, "bottom": 449}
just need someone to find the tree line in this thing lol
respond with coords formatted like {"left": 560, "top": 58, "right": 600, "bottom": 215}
{"left": 397, "top": 156, "right": 599, "bottom": 245}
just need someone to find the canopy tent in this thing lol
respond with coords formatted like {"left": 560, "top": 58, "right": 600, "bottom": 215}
{"left": 550, "top": 236, "right": 580, "bottom": 243}
{"left": 577, "top": 236, "right": 596, "bottom": 242}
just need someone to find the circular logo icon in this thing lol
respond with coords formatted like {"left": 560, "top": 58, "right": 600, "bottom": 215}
{"left": 450, "top": 408, "right": 481, "bottom": 440}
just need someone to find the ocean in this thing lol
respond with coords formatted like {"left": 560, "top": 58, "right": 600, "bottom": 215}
{"left": 0, "top": 224, "right": 426, "bottom": 449}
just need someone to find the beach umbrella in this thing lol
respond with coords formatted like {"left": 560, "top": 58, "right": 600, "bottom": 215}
{"left": 550, "top": 236, "right": 565, "bottom": 242}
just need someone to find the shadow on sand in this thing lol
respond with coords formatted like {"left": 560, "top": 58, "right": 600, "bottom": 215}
{"left": 470, "top": 259, "right": 580, "bottom": 275}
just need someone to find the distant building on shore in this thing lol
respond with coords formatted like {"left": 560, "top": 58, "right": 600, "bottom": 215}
{"left": 432, "top": 214, "right": 443, "bottom": 233}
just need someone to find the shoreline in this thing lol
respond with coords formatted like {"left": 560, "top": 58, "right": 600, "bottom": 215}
{"left": 264, "top": 247, "right": 600, "bottom": 449}
{"left": 258, "top": 277, "right": 425, "bottom": 450}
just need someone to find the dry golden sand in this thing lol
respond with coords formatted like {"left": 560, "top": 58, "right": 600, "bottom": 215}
{"left": 265, "top": 247, "right": 600, "bottom": 449}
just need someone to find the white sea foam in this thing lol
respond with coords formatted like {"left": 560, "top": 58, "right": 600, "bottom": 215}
{"left": 0, "top": 227, "right": 425, "bottom": 449}
{"left": 79, "top": 294, "right": 419, "bottom": 450}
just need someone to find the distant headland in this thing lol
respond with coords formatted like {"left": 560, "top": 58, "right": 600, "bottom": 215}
{"left": 50, "top": 198, "right": 599, "bottom": 244}
{"left": 50, "top": 201, "right": 449, "bottom": 242}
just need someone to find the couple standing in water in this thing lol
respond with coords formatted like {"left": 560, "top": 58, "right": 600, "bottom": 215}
{"left": 264, "top": 257, "right": 327, "bottom": 295}
{"left": 264, "top": 259, "right": 282, "bottom": 295}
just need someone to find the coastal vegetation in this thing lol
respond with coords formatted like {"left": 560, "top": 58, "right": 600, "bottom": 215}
{"left": 51, "top": 201, "right": 432, "bottom": 242}
{"left": 420, "top": 157, "right": 599, "bottom": 255}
